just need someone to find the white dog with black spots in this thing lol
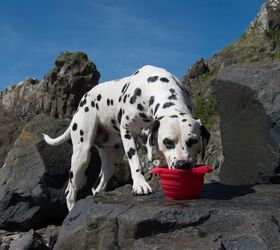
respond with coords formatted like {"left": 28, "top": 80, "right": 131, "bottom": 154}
{"left": 44, "top": 65, "right": 210, "bottom": 211}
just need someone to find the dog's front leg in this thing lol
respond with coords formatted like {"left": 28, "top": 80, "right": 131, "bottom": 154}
{"left": 120, "top": 127, "right": 153, "bottom": 195}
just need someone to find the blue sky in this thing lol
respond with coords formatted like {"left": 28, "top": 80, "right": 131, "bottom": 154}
{"left": 0, "top": 0, "right": 264, "bottom": 90}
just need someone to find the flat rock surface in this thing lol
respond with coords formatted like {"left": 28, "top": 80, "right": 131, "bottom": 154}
{"left": 54, "top": 183, "right": 280, "bottom": 250}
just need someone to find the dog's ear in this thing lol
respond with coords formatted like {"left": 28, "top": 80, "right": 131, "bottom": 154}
{"left": 146, "top": 120, "right": 160, "bottom": 161}
{"left": 200, "top": 124, "right": 210, "bottom": 160}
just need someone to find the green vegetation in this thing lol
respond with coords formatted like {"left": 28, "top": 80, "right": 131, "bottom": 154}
{"left": 266, "top": 30, "right": 280, "bottom": 42}
{"left": 202, "top": 71, "right": 216, "bottom": 82}
{"left": 221, "top": 29, "right": 260, "bottom": 63}
{"left": 192, "top": 95, "right": 218, "bottom": 130}
{"left": 272, "top": 51, "right": 280, "bottom": 61}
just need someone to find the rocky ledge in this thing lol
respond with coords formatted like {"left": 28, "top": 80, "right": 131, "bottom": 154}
{"left": 53, "top": 183, "right": 280, "bottom": 250}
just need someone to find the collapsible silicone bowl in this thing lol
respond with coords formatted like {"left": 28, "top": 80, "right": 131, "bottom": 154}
{"left": 151, "top": 165, "right": 213, "bottom": 200}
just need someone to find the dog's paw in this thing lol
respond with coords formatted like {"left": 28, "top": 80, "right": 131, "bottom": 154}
{"left": 132, "top": 180, "right": 153, "bottom": 196}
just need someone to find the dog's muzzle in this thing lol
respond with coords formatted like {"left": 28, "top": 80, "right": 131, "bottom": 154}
{"left": 175, "top": 160, "right": 193, "bottom": 170}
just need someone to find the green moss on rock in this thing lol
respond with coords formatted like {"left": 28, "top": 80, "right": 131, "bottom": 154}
{"left": 192, "top": 95, "right": 218, "bottom": 130}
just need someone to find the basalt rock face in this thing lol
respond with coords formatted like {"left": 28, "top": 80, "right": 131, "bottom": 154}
{"left": 42, "top": 51, "right": 100, "bottom": 119}
{"left": 216, "top": 62, "right": 280, "bottom": 185}
{"left": 53, "top": 183, "right": 280, "bottom": 250}
{"left": 0, "top": 51, "right": 100, "bottom": 167}
{"left": 0, "top": 115, "right": 72, "bottom": 231}
{"left": 181, "top": 0, "right": 280, "bottom": 174}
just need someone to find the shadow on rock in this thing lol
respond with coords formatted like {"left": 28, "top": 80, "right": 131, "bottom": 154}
{"left": 202, "top": 182, "right": 255, "bottom": 200}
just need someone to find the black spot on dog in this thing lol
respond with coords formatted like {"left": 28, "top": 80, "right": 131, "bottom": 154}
{"left": 142, "top": 134, "right": 148, "bottom": 144}
{"left": 169, "top": 88, "right": 175, "bottom": 93}
{"left": 130, "top": 88, "right": 142, "bottom": 104}
{"left": 80, "top": 137, "right": 84, "bottom": 143}
{"left": 84, "top": 93, "right": 88, "bottom": 98}
{"left": 188, "top": 124, "right": 192, "bottom": 127}
{"left": 168, "top": 93, "right": 177, "bottom": 100}
{"left": 154, "top": 103, "right": 160, "bottom": 115}
{"left": 123, "top": 94, "right": 128, "bottom": 103}
{"left": 91, "top": 101, "right": 95, "bottom": 108}
{"left": 80, "top": 130, "right": 84, "bottom": 136}
{"left": 121, "top": 83, "right": 127, "bottom": 93}
{"left": 72, "top": 123, "right": 78, "bottom": 131}
{"left": 157, "top": 116, "right": 164, "bottom": 120}
{"left": 139, "top": 112, "right": 148, "bottom": 119}
{"left": 163, "top": 102, "right": 175, "bottom": 109}
{"left": 135, "top": 88, "right": 142, "bottom": 96}
{"left": 122, "top": 82, "right": 130, "bottom": 95}
{"left": 117, "top": 109, "right": 123, "bottom": 124}
{"left": 137, "top": 103, "right": 144, "bottom": 111}
{"left": 160, "top": 77, "right": 169, "bottom": 83}
{"left": 79, "top": 98, "right": 87, "bottom": 108}
{"left": 113, "top": 125, "right": 120, "bottom": 132}
{"left": 186, "top": 138, "right": 198, "bottom": 148}
{"left": 147, "top": 76, "right": 158, "bottom": 82}
{"left": 111, "top": 119, "right": 116, "bottom": 125}
{"left": 125, "top": 115, "right": 129, "bottom": 120}
{"left": 143, "top": 119, "right": 152, "bottom": 123}
{"left": 149, "top": 96, "right": 155, "bottom": 106}
{"left": 143, "top": 146, "right": 148, "bottom": 154}
{"left": 136, "top": 169, "right": 140, "bottom": 172}
{"left": 119, "top": 96, "right": 122, "bottom": 102}
{"left": 84, "top": 107, "right": 89, "bottom": 112}
{"left": 182, "top": 119, "right": 187, "bottom": 122}
{"left": 127, "top": 148, "right": 136, "bottom": 159}
{"left": 96, "top": 103, "right": 99, "bottom": 110}
{"left": 111, "top": 99, "right": 114, "bottom": 105}
{"left": 69, "top": 171, "right": 73, "bottom": 179}
{"left": 163, "top": 138, "right": 175, "bottom": 149}
{"left": 133, "top": 70, "right": 139, "bottom": 75}
{"left": 125, "top": 133, "right": 131, "bottom": 140}
{"left": 107, "top": 99, "right": 110, "bottom": 106}
{"left": 170, "top": 115, "right": 178, "bottom": 118}
{"left": 97, "top": 94, "right": 102, "bottom": 101}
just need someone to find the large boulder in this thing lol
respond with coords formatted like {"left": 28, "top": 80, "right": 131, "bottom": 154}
{"left": 216, "top": 62, "right": 280, "bottom": 185}
{"left": 0, "top": 115, "right": 72, "bottom": 231}
{"left": 0, "top": 51, "right": 100, "bottom": 167}
{"left": 53, "top": 183, "right": 280, "bottom": 249}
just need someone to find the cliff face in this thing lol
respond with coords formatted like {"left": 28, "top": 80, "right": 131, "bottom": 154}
{"left": 181, "top": 0, "right": 280, "bottom": 173}
{"left": 0, "top": 52, "right": 100, "bottom": 167}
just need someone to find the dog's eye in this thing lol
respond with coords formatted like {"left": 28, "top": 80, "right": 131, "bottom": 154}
{"left": 163, "top": 138, "right": 175, "bottom": 149}
{"left": 186, "top": 138, "right": 198, "bottom": 148}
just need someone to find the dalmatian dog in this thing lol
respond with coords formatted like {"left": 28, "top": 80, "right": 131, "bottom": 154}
{"left": 43, "top": 65, "right": 210, "bottom": 211}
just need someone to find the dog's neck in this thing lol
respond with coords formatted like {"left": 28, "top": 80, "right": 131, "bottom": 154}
{"left": 153, "top": 105, "right": 192, "bottom": 120}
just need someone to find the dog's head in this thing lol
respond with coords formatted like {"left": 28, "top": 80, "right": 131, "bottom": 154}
{"left": 146, "top": 115, "right": 210, "bottom": 169}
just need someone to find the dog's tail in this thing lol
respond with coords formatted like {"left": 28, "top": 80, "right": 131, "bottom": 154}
{"left": 43, "top": 126, "right": 71, "bottom": 146}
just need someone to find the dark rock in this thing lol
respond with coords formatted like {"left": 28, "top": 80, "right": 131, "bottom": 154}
{"left": 0, "top": 51, "right": 100, "bottom": 167}
{"left": 43, "top": 51, "right": 100, "bottom": 118}
{"left": 9, "top": 229, "right": 49, "bottom": 250}
{"left": 221, "top": 235, "right": 267, "bottom": 250}
{"left": 266, "top": 0, "right": 280, "bottom": 31}
{"left": 54, "top": 183, "right": 280, "bottom": 250}
{"left": 0, "top": 115, "right": 72, "bottom": 231}
{"left": 216, "top": 62, "right": 280, "bottom": 185}
{"left": 45, "top": 225, "right": 60, "bottom": 249}
{"left": 187, "top": 58, "right": 210, "bottom": 79}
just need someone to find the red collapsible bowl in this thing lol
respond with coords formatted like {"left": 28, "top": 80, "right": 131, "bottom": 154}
{"left": 151, "top": 165, "right": 213, "bottom": 200}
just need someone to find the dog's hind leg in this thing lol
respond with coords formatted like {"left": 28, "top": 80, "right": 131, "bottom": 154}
{"left": 66, "top": 111, "right": 99, "bottom": 211}
{"left": 92, "top": 144, "right": 124, "bottom": 195}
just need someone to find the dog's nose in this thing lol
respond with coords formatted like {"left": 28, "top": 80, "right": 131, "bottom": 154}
{"left": 176, "top": 160, "right": 192, "bottom": 170}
